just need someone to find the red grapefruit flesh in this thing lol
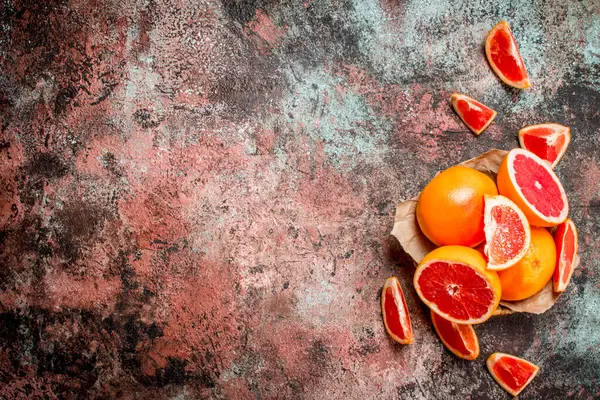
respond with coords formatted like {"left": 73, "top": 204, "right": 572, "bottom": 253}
{"left": 553, "top": 218, "right": 579, "bottom": 293}
{"left": 497, "top": 148, "right": 569, "bottom": 227}
{"left": 451, "top": 93, "right": 497, "bottom": 135}
{"left": 381, "top": 276, "right": 414, "bottom": 344}
{"left": 430, "top": 310, "right": 479, "bottom": 360}
{"left": 414, "top": 246, "right": 501, "bottom": 324}
{"left": 485, "top": 21, "right": 530, "bottom": 89}
{"left": 519, "top": 123, "right": 571, "bottom": 168}
{"left": 487, "top": 353, "right": 540, "bottom": 396}
{"left": 483, "top": 195, "right": 531, "bottom": 271}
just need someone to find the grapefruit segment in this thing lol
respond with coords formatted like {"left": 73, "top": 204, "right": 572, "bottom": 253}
{"left": 381, "top": 276, "right": 414, "bottom": 344}
{"left": 431, "top": 310, "right": 479, "bottom": 360}
{"left": 451, "top": 93, "right": 497, "bottom": 135}
{"left": 553, "top": 218, "right": 579, "bottom": 293}
{"left": 519, "top": 123, "right": 571, "bottom": 168}
{"left": 414, "top": 246, "right": 501, "bottom": 324}
{"left": 485, "top": 21, "right": 531, "bottom": 89}
{"left": 497, "top": 148, "right": 569, "bottom": 227}
{"left": 483, "top": 195, "right": 531, "bottom": 271}
{"left": 487, "top": 353, "right": 539, "bottom": 396}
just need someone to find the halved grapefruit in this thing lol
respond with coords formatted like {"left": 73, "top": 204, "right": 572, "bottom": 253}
{"left": 430, "top": 310, "right": 479, "bottom": 360}
{"left": 487, "top": 353, "right": 539, "bottom": 396}
{"left": 519, "top": 123, "right": 571, "bottom": 168}
{"left": 485, "top": 21, "right": 531, "bottom": 89}
{"left": 381, "top": 276, "right": 414, "bottom": 344}
{"left": 483, "top": 195, "right": 531, "bottom": 271}
{"left": 414, "top": 246, "right": 501, "bottom": 324}
{"left": 497, "top": 148, "right": 569, "bottom": 227}
{"left": 553, "top": 218, "right": 579, "bottom": 293}
{"left": 451, "top": 93, "right": 497, "bottom": 135}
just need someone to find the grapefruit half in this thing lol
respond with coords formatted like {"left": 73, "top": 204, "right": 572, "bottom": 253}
{"left": 553, "top": 218, "right": 579, "bottom": 293}
{"left": 431, "top": 310, "right": 479, "bottom": 360}
{"left": 519, "top": 123, "right": 570, "bottom": 168}
{"left": 487, "top": 352, "right": 539, "bottom": 397}
{"left": 485, "top": 21, "right": 530, "bottom": 89}
{"left": 497, "top": 148, "right": 569, "bottom": 227}
{"left": 451, "top": 93, "right": 497, "bottom": 135}
{"left": 381, "top": 276, "right": 414, "bottom": 344}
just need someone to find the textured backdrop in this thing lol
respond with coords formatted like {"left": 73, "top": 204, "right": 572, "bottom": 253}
{"left": 0, "top": 0, "right": 599, "bottom": 398}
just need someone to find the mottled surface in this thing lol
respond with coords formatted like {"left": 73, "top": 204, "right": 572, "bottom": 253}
{"left": 0, "top": 0, "right": 599, "bottom": 398}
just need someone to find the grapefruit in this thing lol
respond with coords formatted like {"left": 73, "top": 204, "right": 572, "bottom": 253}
{"left": 451, "top": 93, "right": 497, "bottom": 135}
{"left": 414, "top": 246, "right": 501, "bottom": 324}
{"left": 485, "top": 21, "right": 531, "bottom": 89}
{"left": 483, "top": 194, "right": 531, "bottom": 271}
{"left": 519, "top": 123, "right": 570, "bottom": 168}
{"left": 416, "top": 166, "right": 498, "bottom": 247}
{"left": 381, "top": 276, "right": 414, "bottom": 344}
{"left": 553, "top": 218, "right": 579, "bottom": 293}
{"left": 497, "top": 148, "right": 569, "bottom": 227}
{"left": 487, "top": 352, "right": 539, "bottom": 397}
{"left": 430, "top": 310, "right": 479, "bottom": 360}
{"left": 497, "top": 227, "right": 556, "bottom": 301}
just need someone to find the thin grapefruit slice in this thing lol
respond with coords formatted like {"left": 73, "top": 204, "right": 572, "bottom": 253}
{"left": 487, "top": 353, "right": 539, "bottom": 397}
{"left": 519, "top": 123, "right": 571, "bottom": 168}
{"left": 451, "top": 93, "right": 497, "bottom": 135}
{"left": 485, "top": 21, "right": 531, "bottom": 89}
{"left": 483, "top": 195, "right": 531, "bottom": 271}
{"left": 414, "top": 246, "right": 501, "bottom": 324}
{"left": 553, "top": 218, "right": 579, "bottom": 293}
{"left": 430, "top": 310, "right": 479, "bottom": 360}
{"left": 497, "top": 148, "right": 569, "bottom": 227}
{"left": 381, "top": 276, "right": 414, "bottom": 344}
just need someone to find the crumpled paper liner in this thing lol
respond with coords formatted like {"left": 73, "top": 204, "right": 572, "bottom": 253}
{"left": 391, "top": 149, "right": 578, "bottom": 315}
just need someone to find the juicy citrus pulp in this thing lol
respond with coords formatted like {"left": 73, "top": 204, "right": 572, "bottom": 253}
{"left": 485, "top": 21, "right": 530, "bottom": 89}
{"left": 487, "top": 352, "right": 539, "bottom": 396}
{"left": 430, "top": 310, "right": 479, "bottom": 360}
{"left": 483, "top": 194, "right": 531, "bottom": 271}
{"left": 451, "top": 93, "right": 497, "bottom": 135}
{"left": 497, "top": 148, "right": 568, "bottom": 227}
{"left": 497, "top": 227, "right": 556, "bottom": 301}
{"left": 519, "top": 123, "right": 570, "bottom": 168}
{"left": 416, "top": 166, "right": 498, "bottom": 247}
{"left": 381, "top": 276, "right": 414, "bottom": 344}
{"left": 553, "top": 218, "right": 578, "bottom": 293}
{"left": 414, "top": 246, "right": 501, "bottom": 324}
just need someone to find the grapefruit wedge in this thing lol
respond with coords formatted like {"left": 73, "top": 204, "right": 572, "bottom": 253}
{"left": 414, "top": 246, "right": 501, "bottom": 324}
{"left": 519, "top": 123, "right": 571, "bottom": 168}
{"left": 431, "top": 310, "right": 479, "bottom": 360}
{"left": 381, "top": 276, "right": 414, "bottom": 344}
{"left": 497, "top": 148, "right": 569, "bottom": 227}
{"left": 451, "top": 93, "right": 497, "bottom": 135}
{"left": 485, "top": 21, "right": 530, "bottom": 89}
{"left": 483, "top": 195, "right": 531, "bottom": 271}
{"left": 487, "top": 353, "right": 539, "bottom": 397}
{"left": 553, "top": 218, "right": 579, "bottom": 293}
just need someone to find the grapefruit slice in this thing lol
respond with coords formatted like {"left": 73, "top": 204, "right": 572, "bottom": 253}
{"left": 497, "top": 148, "right": 569, "bottom": 227}
{"left": 414, "top": 246, "right": 501, "bottom": 324}
{"left": 487, "top": 353, "right": 539, "bottom": 397}
{"left": 451, "top": 93, "right": 497, "bottom": 135}
{"left": 519, "top": 123, "right": 571, "bottom": 168}
{"left": 483, "top": 195, "right": 531, "bottom": 271}
{"left": 381, "top": 276, "right": 414, "bottom": 344}
{"left": 485, "top": 21, "right": 530, "bottom": 89}
{"left": 430, "top": 310, "right": 479, "bottom": 360}
{"left": 553, "top": 218, "right": 579, "bottom": 293}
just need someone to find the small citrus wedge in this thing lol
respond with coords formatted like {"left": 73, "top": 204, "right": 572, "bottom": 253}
{"left": 487, "top": 353, "right": 539, "bottom": 397}
{"left": 414, "top": 246, "right": 501, "bottom": 324}
{"left": 485, "top": 21, "right": 531, "bottom": 89}
{"left": 381, "top": 276, "right": 414, "bottom": 344}
{"left": 497, "top": 148, "right": 569, "bottom": 227}
{"left": 430, "top": 310, "right": 479, "bottom": 360}
{"left": 483, "top": 195, "right": 531, "bottom": 271}
{"left": 451, "top": 93, "right": 497, "bottom": 135}
{"left": 553, "top": 218, "right": 579, "bottom": 293}
{"left": 519, "top": 123, "right": 570, "bottom": 168}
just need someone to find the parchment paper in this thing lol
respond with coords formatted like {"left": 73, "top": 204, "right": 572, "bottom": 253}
{"left": 391, "top": 149, "right": 577, "bottom": 315}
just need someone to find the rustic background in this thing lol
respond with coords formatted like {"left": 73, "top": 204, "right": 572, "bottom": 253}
{"left": 1, "top": 0, "right": 599, "bottom": 398}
